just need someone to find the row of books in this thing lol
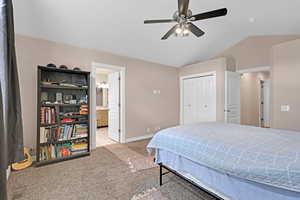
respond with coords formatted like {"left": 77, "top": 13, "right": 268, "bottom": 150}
{"left": 40, "top": 107, "right": 56, "bottom": 125}
{"left": 71, "top": 141, "right": 88, "bottom": 154}
{"left": 39, "top": 140, "right": 88, "bottom": 161}
{"left": 40, "top": 124, "right": 88, "bottom": 143}
{"left": 80, "top": 105, "right": 88, "bottom": 115}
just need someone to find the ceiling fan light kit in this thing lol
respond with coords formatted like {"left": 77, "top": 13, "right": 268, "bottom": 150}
{"left": 174, "top": 24, "right": 190, "bottom": 37}
{"left": 144, "top": 0, "right": 228, "bottom": 40}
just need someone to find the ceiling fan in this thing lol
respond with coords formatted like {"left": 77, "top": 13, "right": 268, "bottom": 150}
{"left": 144, "top": 0, "right": 228, "bottom": 40}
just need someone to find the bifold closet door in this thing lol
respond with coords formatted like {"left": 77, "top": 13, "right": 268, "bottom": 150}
{"left": 183, "top": 75, "right": 216, "bottom": 125}
{"left": 183, "top": 78, "right": 195, "bottom": 124}
{"left": 199, "top": 75, "right": 216, "bottom": 122}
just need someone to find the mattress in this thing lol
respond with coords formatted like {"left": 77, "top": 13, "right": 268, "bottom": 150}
{"left": 157, "top": 149, "right": 300, "bottom": 200}
{"left": 147, "top": 122, "right": 300, "bottom": 192}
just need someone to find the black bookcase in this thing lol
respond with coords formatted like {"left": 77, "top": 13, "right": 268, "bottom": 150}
{"left": 36, "top": 66, "right": 90, "bottom": 166}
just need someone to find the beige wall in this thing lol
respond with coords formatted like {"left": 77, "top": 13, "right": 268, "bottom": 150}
{"left": 179, "top": 58, "right": 227, "bottom": 121}
{"left": 213, "top": 35, "right": 300, "bottom": 131}
{"left": 214, "top": 35, "right": 300, "bottom": 70}
{"left": 17, "top": 33, "right": 300, "bottom": 150}
{"left": 240, "top": 71, "right": 270, "bottom": 127}
{"left": 16, "top": 35, "right": 179, "bottom": 150}
{"left": 272, "top": 39, "right": 300, "bottom": 131}
{"left": 96, "top": 73, "right": 108, "bottom": 83}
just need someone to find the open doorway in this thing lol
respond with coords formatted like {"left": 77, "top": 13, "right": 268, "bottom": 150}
{"left": 225, "top": 67, "right": 271, "bottom": 127}
{"left": 239, "top": 69, "right": 270, "bottom": 127}
{"left": 90, "top": 63, "right": 126, "bottom": 149}
{"left": 95, "top": 69, "right": 115, "bottom": 147}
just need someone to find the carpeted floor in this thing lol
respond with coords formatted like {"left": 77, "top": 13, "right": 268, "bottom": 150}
{"left": 7, "top": 140, "right": 216, "bottom": 200}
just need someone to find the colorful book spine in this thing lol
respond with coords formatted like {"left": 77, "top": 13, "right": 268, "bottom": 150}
{"left": 40, "top": 107, "right": 56, "bottom": 125}
{"left": 39, "top": 140, "right": 88, "bottom": 161}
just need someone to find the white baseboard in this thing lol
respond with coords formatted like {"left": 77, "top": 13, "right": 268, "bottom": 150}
{"left": 125, "top": 134, "right": 154, "bottom": 143}
{"left": 6, "top": 166, "right": 11, "bottom": 180}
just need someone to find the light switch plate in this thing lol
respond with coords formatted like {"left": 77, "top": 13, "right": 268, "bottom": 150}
{"left": 281, "top": 105, "right": 290, "bottom": 112}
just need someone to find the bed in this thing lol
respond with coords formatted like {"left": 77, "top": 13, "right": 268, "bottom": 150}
{"left": 147, "top": 122, "right": 300, "bottom": 200}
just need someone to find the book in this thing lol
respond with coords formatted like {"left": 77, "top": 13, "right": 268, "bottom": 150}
{"left": 39, "top": 124, "right": 88, "bottom": 144}
{"left": 40, "top": 107, "right": 56, "bottom": 125}
{"left": 79, "top": 105, "right": 88, "bottom": 115}
{"left": 39, "top": 140, "right": 88, "bottom": 161}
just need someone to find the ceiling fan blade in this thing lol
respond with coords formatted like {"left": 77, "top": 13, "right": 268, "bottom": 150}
{"left": 189, "top": 8, "right": 227, "bottom": 21}
{"left": 178, "top": 0, "right": 190, "bottom": 16}
{"left": 161, "top": 24, "right": 179, "bottom": 40}
{"left": 187, "top": 23, "right": 205, "bottom": 37}
{"left": 144, "top": 19, "right": 175, "bottom": 24}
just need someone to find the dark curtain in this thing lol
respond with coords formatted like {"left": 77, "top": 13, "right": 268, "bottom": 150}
{"left": 1, "top": 0, "right": 24, "bottom": 199}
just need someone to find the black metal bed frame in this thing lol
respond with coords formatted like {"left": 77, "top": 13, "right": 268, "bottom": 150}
{"left": 159, "top": 163, "right": 224, "bottom": 200}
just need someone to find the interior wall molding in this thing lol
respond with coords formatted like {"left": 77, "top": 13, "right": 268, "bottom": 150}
{"left": 237, "top": 66, "right": 271, "bottom": 74}
{"left": 125, "top": 134, "right": 154, "bottom": 143}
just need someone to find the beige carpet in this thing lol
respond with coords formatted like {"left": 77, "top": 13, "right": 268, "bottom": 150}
{"left": 105, "top": 144, "right": 157, "bottom": 173}
{"left": 7, "top": 140, "right": 216, "bottom": 200}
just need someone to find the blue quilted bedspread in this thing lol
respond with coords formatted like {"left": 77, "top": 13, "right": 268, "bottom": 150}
{"left": 147, "top": 122, "right": 300, "bottom": 192}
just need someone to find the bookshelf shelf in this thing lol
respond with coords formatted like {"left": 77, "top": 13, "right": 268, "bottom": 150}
{"left": 61, "top": 121, "right": 88, "bottom": 125}
{"left": 36, "top": 66, "right": 90, "bottom": 166}
{"left": 41, "top": 85, "right": 88, "bottom": 90}
{"left": 42, "top": 103, "right": 88, "bottom": 107}
{"left": 40, "top": 123, "right": 58, "bottom": 127}
{"left": 35, "top": 152, "right": 90, "bottom": 167}
{"left": 60, "top": 115, "right": 88, "bottom": 119}
{"left": 40, "top": 136, "right": 89, "bottom": 145}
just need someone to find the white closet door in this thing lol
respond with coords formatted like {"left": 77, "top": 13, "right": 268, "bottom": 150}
{"left": 108, "top": 72, "right": 120, "bottom": 142}
{"left": 201, "top": 75, "right": 216, "bottom": 122}
{"left": 225, "top": 71, "right": 241, "bottom": 124}
{"left": 183, "top": 78, "right": 195, "bottom": 124}
{"left": 183, "top": 75, "right": 216, "bottom": 125}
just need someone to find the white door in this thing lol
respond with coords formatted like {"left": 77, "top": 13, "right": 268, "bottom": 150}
{"left": 183, "top": 78, "right": 194, "bottom": 124}
{"left": 182, "top": 75, "right": 216, "bottom": 125}
{"left": 225, "top": 71, "right": 241, "bottom": 124}
{"left": 108, "top": 72, "right": 120, "bottom": 142}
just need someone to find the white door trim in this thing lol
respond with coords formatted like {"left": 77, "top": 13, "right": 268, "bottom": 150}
{"left": 237, "top": 66, "right": 271, "bottom": 74}
{"left": 259, "top": 79, "right": 271, "bottom": 127}
{"left": 90, "top": 62, "right": 126, "bottom": 149}
{"left": 179, "top": 71, "right": 216, "bottom": 125}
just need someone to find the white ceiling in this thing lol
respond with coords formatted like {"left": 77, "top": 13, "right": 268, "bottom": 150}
{"left": 13, "top": 0, "right": 300, "bottom": 67}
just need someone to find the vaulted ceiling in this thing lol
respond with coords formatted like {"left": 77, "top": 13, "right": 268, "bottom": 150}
{"left": 13, "top": 0, "right": 300, "bottom": 67}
